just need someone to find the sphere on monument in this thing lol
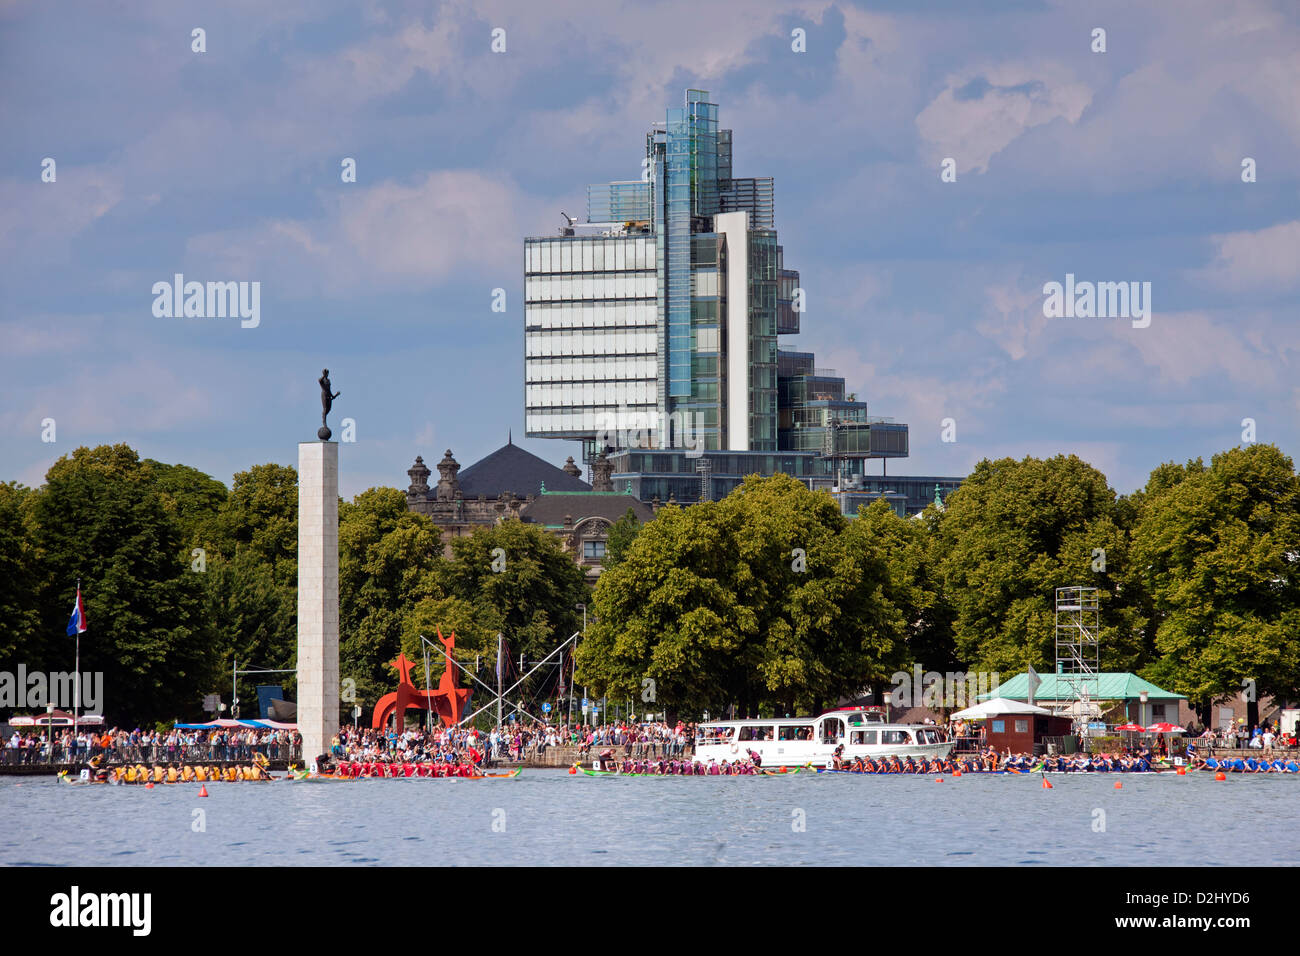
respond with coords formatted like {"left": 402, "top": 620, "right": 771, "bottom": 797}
{"left": 318, "top": 426, "right": 332, "bottom": 441}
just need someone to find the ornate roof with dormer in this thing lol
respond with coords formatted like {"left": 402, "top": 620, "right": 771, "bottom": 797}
{"left": 518, "top": 490, "right": 654, "bottom": 529}
{"left": 453, "top": 437, "right": 591, "bottom": 499}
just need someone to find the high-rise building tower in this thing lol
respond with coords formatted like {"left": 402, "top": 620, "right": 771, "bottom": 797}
{"left": 525, "top": 90, "right": 935, "bottom": 512}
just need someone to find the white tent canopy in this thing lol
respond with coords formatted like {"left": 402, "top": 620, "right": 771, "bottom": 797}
{"left": 951, "top": 697, "right": 1053, "bottom": 720}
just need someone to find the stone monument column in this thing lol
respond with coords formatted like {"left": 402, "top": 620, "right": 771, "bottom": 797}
{"left": 297, "top": 439, "right": 339, "bottom": 764}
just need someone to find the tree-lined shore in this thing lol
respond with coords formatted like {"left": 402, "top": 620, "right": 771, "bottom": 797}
{"left": 2, "top": 442, "right": 1296, "bottom": 727}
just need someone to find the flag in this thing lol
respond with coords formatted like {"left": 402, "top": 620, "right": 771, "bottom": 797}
{"left": 66, "top": 587, "right": 87, "bottom": 636}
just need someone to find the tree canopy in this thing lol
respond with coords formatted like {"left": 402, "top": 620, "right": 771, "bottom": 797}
{"left": 4, "top": 441, "right": 1296, "bottom": 726}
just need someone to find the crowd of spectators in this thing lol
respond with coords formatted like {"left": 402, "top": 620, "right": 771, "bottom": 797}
{"left": 330, "top": 719, "right": 696, "bottom": 765}
{"left": 1194, "top": 723, "right": 1296, "bottom": 752}
{"left": 2, "top": 726, "right": 301, "bottom": 765}
{"left": 9, "top": 714, "right": 1294, "bottom": 767}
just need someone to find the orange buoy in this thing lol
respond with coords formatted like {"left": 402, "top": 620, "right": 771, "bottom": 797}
{"left": 1114, "top": 781, "right": 1122, "bottom": 789}
{"left": 1041, "top": 778, "right": 1052, "bottom": 789}
{"left": 1176, "top": 767, "right": 1186, "bottom": 776}
{"left": 198, "top": 785, "right": 209, "bottom": 797}
{"left": 568, "top": 766, "right": 577, "bottom": 775}
{"left": 935, "top": 777, "right": 943, "bottom": 782}
{"left": 1215, "top": 772, "right": 1226, "bottom": 780}
{"left": 953, "top": 770, "right": 961, "bottom": 777}
{"left": 144, "top": 782, "right": 154, "bottom": 789}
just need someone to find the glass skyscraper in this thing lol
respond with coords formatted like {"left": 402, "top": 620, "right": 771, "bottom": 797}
{"left": 525, "top": 90, "right": 948, "bottom": 513}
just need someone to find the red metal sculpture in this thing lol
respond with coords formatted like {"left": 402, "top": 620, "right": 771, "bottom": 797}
{"left": 371, "top": 630, "right": 472, "bottom": 731}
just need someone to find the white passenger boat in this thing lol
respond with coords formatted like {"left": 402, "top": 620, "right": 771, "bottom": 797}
{"left": 694, "top": 706, "right": 953, "bottom": 769}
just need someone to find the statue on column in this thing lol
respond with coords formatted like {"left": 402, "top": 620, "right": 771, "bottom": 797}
{"left": 318, "top": 369, "right": 341, "bottom": 440}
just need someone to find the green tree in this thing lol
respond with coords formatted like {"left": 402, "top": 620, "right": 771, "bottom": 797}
{"left": 849, "top": 498, "right": 956, "bottom": 676}
{"left": 728, "top": 475, "right": 899, "bottom": 714}
{"left": 603, "top": 507, "right": 644, "bottom": 569}
{"left": 435, "top": 519, "right": 588, "bottom": 665}
{"left": 27, "top": 445, "right": 215, "bottom": 723}
{"left": 213, "top": 463, "right": 298, "bottom": 585}
{"left": 935, "top": 454, "right": 1142, "bottom": 675}
{"left": 578, "top": 475, "right": 907, "bottom": 717}
{"left": 400, "top": 596, "right": 502, "bottom": 686}
{"left": 338, "top": 487, "right": 443, "bottom": 710}
{"left": 199, "top": 550, "right": 295, "bottom": 695}
{"left": 147, "top": 460, "right": 228, "bottom": 549}
{"left": 578, "top": 500, "right": 747, "bottom": 714}
{"left": 196, "top": 462, "right": 299, "bottom": 709}
{"left": 0, "top": 482, "right": 39, "bottom": 665}
{"left": 1133, "top": 444, "right": 1300, "bottom": 722}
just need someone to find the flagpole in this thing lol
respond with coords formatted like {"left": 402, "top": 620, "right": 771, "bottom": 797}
{"left": 73, "top": 579, "right": 80, "bottom": 740}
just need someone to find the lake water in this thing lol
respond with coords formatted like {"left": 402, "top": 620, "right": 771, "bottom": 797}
{"left": 2, "top": 771, "right": 1296, "bottom": 866}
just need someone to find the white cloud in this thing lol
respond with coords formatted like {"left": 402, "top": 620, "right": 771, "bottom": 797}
{"left": 1122, "top": 310, "right": 1283, "bottom": 388}
{"left": 0, "top": 168, "right": 124, "bottom": 258}
{"left": 977, "top": 276, "right": 1051, "bottom": 361}
{"left": 916, "top": 63, "right": 1092, "bottom": 174}
{"left": 184, "top": 169, "right": 539, "bottom": 293}
{"left": 1195, "top": 220, "right": 1300, "bottom": 292}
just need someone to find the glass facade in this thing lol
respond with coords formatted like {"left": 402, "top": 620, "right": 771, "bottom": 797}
{"left": 664, "top": 97, "right": 717, "bottom": 399}
{"left": 524, "top": 88, "right": 917, "bottom": 479}
{"left": 719, "top": 177, "right": 774, "bottom": 230}
{"left": 524, "top": 234, "right": 658, "bottom": 438}
{"left": 747, "top": 231, "right": 779, "bottom": 449}
{"left": 608, "top": 450, "right": 956, "bottom": 517}
{"left": 586, "top": 181, "right": 651, "bottom": 223}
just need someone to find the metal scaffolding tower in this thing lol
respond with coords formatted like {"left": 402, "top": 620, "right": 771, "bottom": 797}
{"left": 1055, "top": 586, "right": 1100, "bottom": 731}
{"left": 696, "top": 456, "right": 713, "bottom": 502}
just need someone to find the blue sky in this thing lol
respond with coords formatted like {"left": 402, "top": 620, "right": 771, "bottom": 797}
{"left": 2, "top": 0, "right": 1297, "bottom": 499}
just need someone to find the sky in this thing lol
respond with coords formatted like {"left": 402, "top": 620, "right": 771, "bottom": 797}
{"left": 2, "top": 0, "right": 1298, "bottom": 500}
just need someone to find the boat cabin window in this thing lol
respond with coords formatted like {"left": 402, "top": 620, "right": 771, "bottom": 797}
{"left": 850, "top": 730, "right": 878, "bottom": 745}
{"left": 820, "top": 717, "right": 845, "bottom": 743}
{"left": 881, "top": 729, "right": 913, "bottom": 746}
{"left": 697, "top": 726, "right": 735, "bottom": 745}
{"left": 777, "top": 725, "right": 813, "bottom": 741}
{"left": 737, "top": 725, "right": 773, "bottom": 742}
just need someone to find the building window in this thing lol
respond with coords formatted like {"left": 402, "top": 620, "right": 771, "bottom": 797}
{"left": 583, "top": 540, "right": 606, "bottom": 561}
